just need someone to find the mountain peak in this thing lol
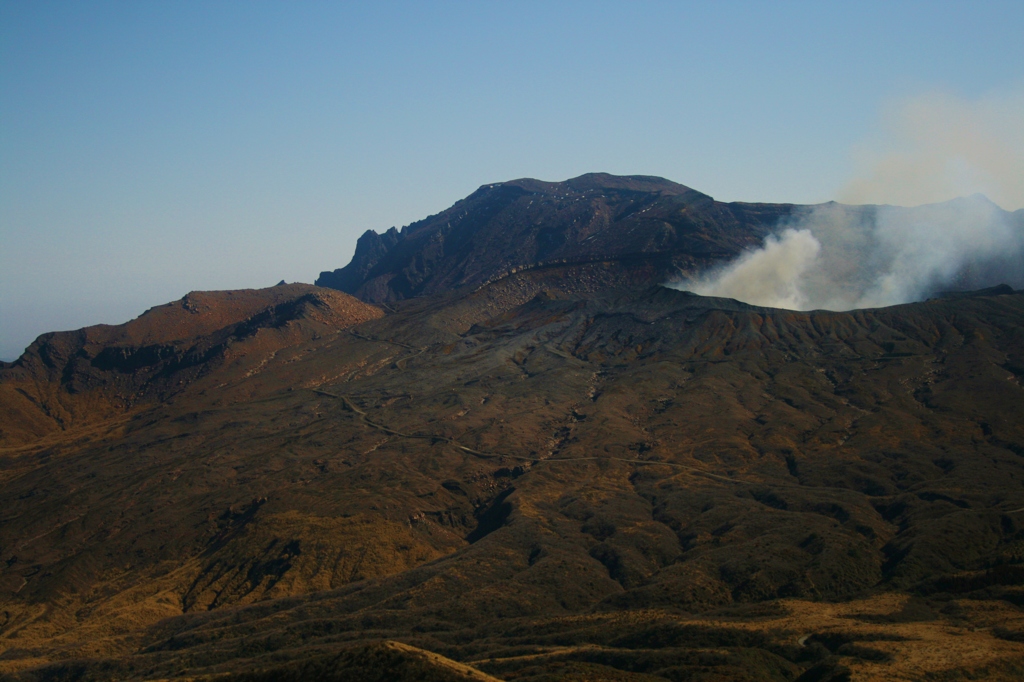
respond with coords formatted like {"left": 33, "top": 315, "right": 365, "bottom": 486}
{"left": 493, "top": 172, "right": 706, "bottom": 197}
{"left": 316, "top": 173, "right": 784, "bottom": 303}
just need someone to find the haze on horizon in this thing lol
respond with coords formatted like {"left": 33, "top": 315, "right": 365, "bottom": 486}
{"left": 2, "top": 2, "right": 1023, "bottom": 360}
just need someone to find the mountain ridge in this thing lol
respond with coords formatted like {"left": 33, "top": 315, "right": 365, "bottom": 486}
{"left": 3, "top": 174, "right": 1024, "bottom": 680}
{"left": 0, "top": 284, "right": 382, "bottom": 447}
{"left": 316, "top": 173, "right": 795, "bottom": 304}
{"left": 3, "top": 280, "right": 1024, "bottom": 680}
{"left": 317, "top": 173, "right": 1024, "bottom": 312}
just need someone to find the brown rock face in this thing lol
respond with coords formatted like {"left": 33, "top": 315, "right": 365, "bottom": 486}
{"left": 316, "top": 173, "right": 794, "bottom": 302}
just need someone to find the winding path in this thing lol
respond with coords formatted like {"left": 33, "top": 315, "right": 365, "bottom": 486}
{"left": 311, "top": 388, "right": 865, "bottom": 491}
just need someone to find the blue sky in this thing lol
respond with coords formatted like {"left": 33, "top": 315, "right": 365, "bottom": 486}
{"left": 2, "top": 1, "right": 1023, "bottom": 358}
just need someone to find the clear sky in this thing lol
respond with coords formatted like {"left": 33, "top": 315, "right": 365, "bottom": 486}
{"left": 2, "top": 1, "right": 1023, "bottom": 359}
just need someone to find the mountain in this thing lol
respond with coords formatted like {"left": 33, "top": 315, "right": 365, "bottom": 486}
{"left": 317, "top": 175, "right": 1024, "bottom": 308}
{"left": 316, "top": 173, "right": 795, "bottom": 302}
{"left": 3, "top": 176, "right": 1024, "bottom": 681}
{"left": 0, "top": 284, "right": 382, "bottom": 447}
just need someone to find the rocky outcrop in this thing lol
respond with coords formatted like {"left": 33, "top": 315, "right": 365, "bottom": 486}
{"left": 317, "top": 226, "right": 401, "bottom": 293}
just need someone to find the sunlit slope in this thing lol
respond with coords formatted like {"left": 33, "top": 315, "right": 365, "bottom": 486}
{"left": 0, "top": 284, "right": 383, "bottom": 446}
{"left": 2, "top": 279, "right": 1023, "bottom": 679}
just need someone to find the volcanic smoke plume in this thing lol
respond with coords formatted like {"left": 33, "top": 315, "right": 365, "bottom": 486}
{"left": 680, "top": 197, "right": 1024, "bottom": 310}
{"left": 677, "top": 88, "right": 1024, "bottom": 311}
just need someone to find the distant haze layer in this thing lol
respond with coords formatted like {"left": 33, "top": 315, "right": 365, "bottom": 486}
{"left": 840, "top": 89, "right": 1024, "bottom": 211}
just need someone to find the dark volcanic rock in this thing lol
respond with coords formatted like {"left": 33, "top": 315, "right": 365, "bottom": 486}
{"left": 319, "top": 226, "right": 402, "bottom": 294}
{"left": 316, "top": 173, "right": 794, "bottom": 302}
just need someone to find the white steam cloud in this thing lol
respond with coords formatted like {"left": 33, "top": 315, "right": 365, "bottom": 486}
{"left": 689, "top": 229, "right": 820, "bottom": 309}
{"left": 686, "top": 199, "right": 1023, "bottom": 310}
{"left": 678, "top": 88, "right": 1024, "bottom": 311}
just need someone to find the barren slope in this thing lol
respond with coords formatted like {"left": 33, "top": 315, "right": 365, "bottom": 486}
{"left": 0, "top": 284, "right": 383, "bottom": 446}
{"left": 2, "top": 276, "right": 1024, "bottom": 680}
